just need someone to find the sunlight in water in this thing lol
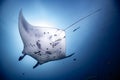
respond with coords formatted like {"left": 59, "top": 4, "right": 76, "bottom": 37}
{"left": 32, "top": 21, "right": 56, "bottom": 28}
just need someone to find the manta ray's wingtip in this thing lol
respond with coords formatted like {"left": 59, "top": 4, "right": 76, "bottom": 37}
{"left": 19, "top": 8, "right": 23, "bottom": 17}
{"left": 20, "top": 8, "right": 22, "bottom": 14}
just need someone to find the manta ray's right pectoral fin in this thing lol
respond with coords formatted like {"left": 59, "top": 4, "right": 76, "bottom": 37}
{"left": 18, "top": 54, "right": 26, "bottom": 61}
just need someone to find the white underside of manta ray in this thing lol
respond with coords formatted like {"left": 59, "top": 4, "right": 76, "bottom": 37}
{"left": 18, "top": 10, "right": 75, "bottom": 69}
{"left": 18, "top": 9, "right": 101, "bottom": 69}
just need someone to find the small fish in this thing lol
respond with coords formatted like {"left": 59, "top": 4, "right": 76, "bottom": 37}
{"left": 73, "top": 26, "right": 80, "bottom": 32}
{"left": 73, "top": 58, "right": 76, "bottom": 61}
{"left": 22, "top": 73, "right": 25, "bottom": 75}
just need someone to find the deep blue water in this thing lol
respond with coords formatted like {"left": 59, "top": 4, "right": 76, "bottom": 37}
{"left": 0, "top": 0, "right": 120, "bottom": 80}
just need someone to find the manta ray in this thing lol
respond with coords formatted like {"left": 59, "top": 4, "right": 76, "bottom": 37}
{"left": 18, "top": 9, "right": 101, "bottom": 69}
{"left": 18, "top": 10, "right": 74, "bottom": 69}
